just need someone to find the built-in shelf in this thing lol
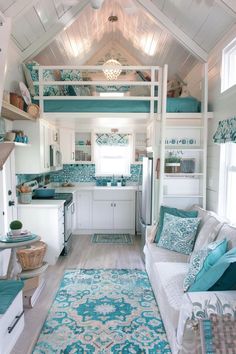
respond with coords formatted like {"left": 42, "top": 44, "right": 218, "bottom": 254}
{"left": 1, "top": 101, "right": 37, "bottom": 121}
{"left": 163, "top": 194, "right": 204, "bottom": 198}
{"left": 165, "top": 146, "right": 203, "bottom": 151}
{"left": 164, "top": 173, "right": 204, "bottom": 177}
{"left": 2, "top": 141, "right": 31, "bottom": 147}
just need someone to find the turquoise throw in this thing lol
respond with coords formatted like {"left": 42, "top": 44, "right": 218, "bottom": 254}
{"left": 33, "top": 269, "right": 171, "bottom": 353}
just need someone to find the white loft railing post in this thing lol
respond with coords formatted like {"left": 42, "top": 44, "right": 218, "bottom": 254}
{"left": 38, "top": 67, "right": 44, "bottom": 114}
{"left": 202, "top": 62, "right": 208, "bottom": 209}
{"left": 0, "top": 13, "right": 11, "bottom": 113}
{"left": 150, "top": 67, "right": 155, "bottom": 120}
{"left": 158, "top": 64, "right": 168, "bottom": 214}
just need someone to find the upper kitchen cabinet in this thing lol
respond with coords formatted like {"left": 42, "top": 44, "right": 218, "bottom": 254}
{"left": 60, "top": 130, "right": 93, "bottom": 164}
{"left": 13, "top": 119, "right": 60, "bottom": 174}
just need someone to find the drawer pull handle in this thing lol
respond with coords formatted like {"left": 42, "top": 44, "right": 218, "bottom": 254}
{"left": 8, "top": 310, "right": 24, "bottom": 333}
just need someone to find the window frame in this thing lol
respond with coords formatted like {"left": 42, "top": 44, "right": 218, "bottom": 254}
{"left": 221, "top": 37, "right": 236, "bottom": 93}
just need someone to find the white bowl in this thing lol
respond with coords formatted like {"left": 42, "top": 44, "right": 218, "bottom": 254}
{"left": 11, "top": 229, "right": 22, "bottom": 236}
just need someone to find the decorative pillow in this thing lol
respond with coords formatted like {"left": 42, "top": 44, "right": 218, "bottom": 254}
{"left": 198, "top": 247, "right": 236, "bottom": 291}
{"left": 154, "top": 206, "right": 198, "bottom": 243}
{"left": 157, "top": 213, "right": 201, "bottom": 255}
{"left": 147, "top": 224, "right": 158, "bottom": 243}
{"left": 183, "top": 238, "right": 228, "bottom": 292}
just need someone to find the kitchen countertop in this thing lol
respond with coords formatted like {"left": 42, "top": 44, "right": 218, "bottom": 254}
{"left": 49, "top": 183, "right": 139, "bottom": 194}
{"left": 17, "top": 199, "right": 65, "bottom": 208}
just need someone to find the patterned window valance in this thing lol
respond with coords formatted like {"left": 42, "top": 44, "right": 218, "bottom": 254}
{"left": 213, "top": 117, "right": 236, "bottom": 144}
{"left": 96, "top": 133, "right": 129, "bottom": 146}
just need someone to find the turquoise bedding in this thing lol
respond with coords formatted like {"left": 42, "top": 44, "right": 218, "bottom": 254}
{"left": 44, "top": 96, "right": 200, "bottom": 113}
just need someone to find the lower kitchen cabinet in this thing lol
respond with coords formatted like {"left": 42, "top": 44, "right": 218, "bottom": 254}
{"left": 17, "top": 203, "right": 64, "bottom": 265}
{"left": 92, "top": 190, "right": 135, "bottom": 234}
{"left": 76, "top": 191, "right": 92, "bottom": 230}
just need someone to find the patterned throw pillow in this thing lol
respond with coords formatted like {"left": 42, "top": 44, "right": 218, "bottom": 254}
{"left": 183, "top": 238, "right": 228, "bottom": 292}
{"left": 154, "top": 206, "right": 198, "bottom": 243}
{"left": 157, "top": 213, "right": 201, "bottom": 255}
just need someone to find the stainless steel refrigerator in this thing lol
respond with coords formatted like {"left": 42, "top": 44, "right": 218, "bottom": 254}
{"left": 138, "top": 156, "right": 153, "bottom": 257}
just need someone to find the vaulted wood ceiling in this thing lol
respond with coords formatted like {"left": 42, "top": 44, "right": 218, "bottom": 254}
{"left": 0, "top": 0, "right": 235, "bottom": 79}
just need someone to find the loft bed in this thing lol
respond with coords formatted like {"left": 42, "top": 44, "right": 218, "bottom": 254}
{"left": 23, "top": 64, "right": 201, "bottom": 116}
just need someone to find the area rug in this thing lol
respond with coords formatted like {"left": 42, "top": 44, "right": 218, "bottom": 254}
{"left": 33, "top": 269, "right": 171, "bottom": 353}
{"left": 92, "top": 233, "right": 133, "bottom": 244}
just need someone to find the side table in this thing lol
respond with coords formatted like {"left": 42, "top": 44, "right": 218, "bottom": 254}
{"left": 0, "top": 235, "right": 41, "bottom": 279}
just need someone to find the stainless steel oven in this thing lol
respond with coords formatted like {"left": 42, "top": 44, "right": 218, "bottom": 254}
{"left": 64, "top": 199, "right": 75, "bottom": 254}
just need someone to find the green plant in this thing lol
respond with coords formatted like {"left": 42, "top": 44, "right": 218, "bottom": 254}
{"left": 10, "top": 220, "right": 23, "bottom": 230}
{"left": 165, "top": 151, "right": 183, "bottom": 164}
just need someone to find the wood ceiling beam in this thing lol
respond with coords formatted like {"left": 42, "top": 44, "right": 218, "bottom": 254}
{"left": 136, "top": 0, "right": 208, "bottom": 62}
{"left": 21, "top": 0, "right": 90, "bottom": 62}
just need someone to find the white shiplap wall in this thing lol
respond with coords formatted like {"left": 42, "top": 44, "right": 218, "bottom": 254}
{"left": 185, "top": 25, "right": 236, "bottom": 214}
{"left": 4, "top": 42, "right": 24, "bottom": 94}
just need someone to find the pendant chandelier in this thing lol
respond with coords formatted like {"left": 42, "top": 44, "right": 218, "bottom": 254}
{"left": 103, "top": 59, "right": 122, "bottom": 80}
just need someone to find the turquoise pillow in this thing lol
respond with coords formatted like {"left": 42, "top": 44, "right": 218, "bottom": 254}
{"left": 154, "top": 206, "right": 198, "bottom": 243}
{"left": 157, "top": 213, "right": 201, "bottom": 255}
{"left": 209, "top": 262, "right": 236, "bottom": 291}
{"left": 183, "top": 239, "right": 228, "bottom": 292}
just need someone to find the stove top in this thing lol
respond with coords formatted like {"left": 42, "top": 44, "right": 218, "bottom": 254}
{"left": 32, "top": 192, "right": 73, "bottom": 206}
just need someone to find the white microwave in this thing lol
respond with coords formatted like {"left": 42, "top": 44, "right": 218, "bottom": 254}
{"left": 50, "top": 144, "right": 62, "bottom": 170}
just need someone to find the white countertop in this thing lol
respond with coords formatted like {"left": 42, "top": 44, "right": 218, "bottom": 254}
{"left": 49, "top": 183, "right": 138, "bottom": 193}
{"left": 18, "top": 199, "right": 65, "bottom": 208}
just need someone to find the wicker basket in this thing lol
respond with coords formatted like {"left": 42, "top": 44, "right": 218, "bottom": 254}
{"left": 16, "top": 241, "right": 47, "bottom": 270}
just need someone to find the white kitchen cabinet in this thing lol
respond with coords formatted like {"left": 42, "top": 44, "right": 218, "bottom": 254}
{"left": 18, "top": 203, "right": 65, "bottom": 265}
{"left": 92, "top": 190, "right": 135, "bottom": 233}
{"left": 92, "top": 201, "right": 113, "bottom": 229}
{"left": 13, "top": 119, "right": 54, "bottom": 174}
{"left": 76, "top": 191, "right": 92, "bottom": 230}
{"left": 0, "top": 149, "right": 17, "bottom": 277}
{"left": 60, "top": 128, "right": 75, "bottom": 164}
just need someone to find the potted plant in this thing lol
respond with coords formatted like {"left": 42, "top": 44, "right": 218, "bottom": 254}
{"left": 10, "top": 220, "right": 23, "bottom": 235}
{"left": 165, "top": 151, "right": 183, "bottom": 173}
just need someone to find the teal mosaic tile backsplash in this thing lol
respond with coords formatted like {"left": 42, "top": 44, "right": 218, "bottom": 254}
{"left": 17, "top": 164, "right": 142, "bottom": 185}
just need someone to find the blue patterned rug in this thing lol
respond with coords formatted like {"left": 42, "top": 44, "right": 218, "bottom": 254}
{"left": 34, "top": 269, "right": 170, "bottom": 353}
{"left": 92, "top": 233, "right": 133, "bottom": 244}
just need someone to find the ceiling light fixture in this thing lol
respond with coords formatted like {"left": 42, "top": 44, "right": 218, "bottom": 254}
{"left": 103, "top": 14, "right": 121, "bottom": 80}
{"left": 103, "top": 59, "right": 122, "bottom": 80}
{"left": 90, "top": 0, "right": 104, "bottom": 10}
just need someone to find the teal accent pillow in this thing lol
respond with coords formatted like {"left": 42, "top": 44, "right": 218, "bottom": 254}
{"left": 157, "top": 213, "right": 201, "bottom": 255}
{"left": 0, "top": 280, "right": 24, "bottom": 314}
{"left": 209, "top": 262, "right": 236, "bottom": 291}
{"left": 183, "top": 239, "right": 228, "bottom": 292}
{"left": 154, "top": 206, "right": 198, "bottom": 243}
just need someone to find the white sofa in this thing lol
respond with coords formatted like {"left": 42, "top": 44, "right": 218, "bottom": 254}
{"left": 144, "top": 205, "right": 236, "bottom": 354}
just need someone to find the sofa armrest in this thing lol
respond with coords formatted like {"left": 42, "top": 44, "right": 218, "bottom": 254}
{"left": 177, "top": 291, "right": 236, "bottom": 353}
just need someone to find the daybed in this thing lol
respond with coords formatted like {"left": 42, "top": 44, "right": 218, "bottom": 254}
{"left": 144, "top": 205, "right": 236, "bottom": 354}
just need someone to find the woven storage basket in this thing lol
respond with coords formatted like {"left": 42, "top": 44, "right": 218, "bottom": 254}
{"left": 16, "top": 241, "right": 46, "bottom": 270}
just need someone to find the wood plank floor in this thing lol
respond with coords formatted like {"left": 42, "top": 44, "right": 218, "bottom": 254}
{"left": 12, "top": 234, "right": 144, "bottom": 354}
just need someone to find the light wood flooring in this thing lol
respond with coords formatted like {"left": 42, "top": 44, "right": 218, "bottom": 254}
{"left": 12, "top": 234, "right": 144, "bottom": 354}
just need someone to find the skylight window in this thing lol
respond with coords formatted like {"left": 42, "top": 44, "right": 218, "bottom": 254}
{"left": 221, "top": 37, "right": 236, "bottom": 92}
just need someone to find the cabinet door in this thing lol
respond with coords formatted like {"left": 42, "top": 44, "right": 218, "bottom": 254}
{"left": 76, "top": 191, "right": 92, "bottom": 229}
{"left": 60, "top": 129, "right": 75, "bottom": 164}
{"left": 92, "top": 201, "right": 113, "bottom": 229}
{"left": 113, "top": 201, "right": 134, "bottom": 230}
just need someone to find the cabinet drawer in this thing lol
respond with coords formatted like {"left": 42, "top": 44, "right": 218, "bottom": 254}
{"left": 93, "top": 190, "right": 134, "bottom": 201}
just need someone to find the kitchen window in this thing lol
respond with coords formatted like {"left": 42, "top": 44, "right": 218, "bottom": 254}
{"left": 219, "top": 142, "right": 236, "bottom": 224}
{"left": 94, "top": 133, "right": 132, "bottom": 176}
{"left": 221, "top": 37, "right": 236, "bottom": 93}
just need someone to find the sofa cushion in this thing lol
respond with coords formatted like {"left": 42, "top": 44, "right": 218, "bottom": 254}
{"left": 145, "top": 242, "right": 189, "bottom": 265}
{"left": 157, "top": 213, "right": 201, "bottom": 255}
{"left": 215, "top": 223, "right": 236, "bottom": 250}
{"left": 193, "top": 212, "right": 224, "bottom": 251}
{"left": 154, "top": 262, "right": 188, "bottom": 334}
{"left": 154, "top": 205, "right": 198, "bottom": 243}
{"left": 0, "top": 280, "right": 24, "bottom": 315}
{"left": 183, "top": 239, "right": 227, "bottom": 292}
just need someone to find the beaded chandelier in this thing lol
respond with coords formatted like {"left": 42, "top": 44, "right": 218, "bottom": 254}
{"left": 103, "top": 59, "right": 122, "bottom": 81}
